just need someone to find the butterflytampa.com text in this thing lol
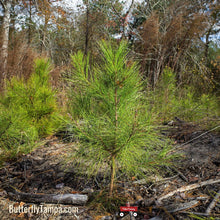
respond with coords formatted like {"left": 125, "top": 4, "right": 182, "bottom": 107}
{"left": 9, "top": 204, "right": 78, "bottom": 214}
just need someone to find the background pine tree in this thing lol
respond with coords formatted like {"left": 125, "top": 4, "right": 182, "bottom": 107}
{"left": 0, "top": 58, "right": 61, "bottom": 159}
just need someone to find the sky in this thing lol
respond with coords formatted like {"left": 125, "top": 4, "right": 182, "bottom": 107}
{"left": 61, "top": 0, "right": 143, "bottom": 12}
{"left": 61, "top": 0, "right": 83, "bottom": 11}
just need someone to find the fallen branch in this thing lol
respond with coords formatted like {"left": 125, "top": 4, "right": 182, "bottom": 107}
{"left": 169, "top": 125, "right": 220, "bottom": 153}
{"left": 6, "top": 186, "right": 88, "bottom": 205}
{"left": 166, "top": 166, "right": 188, "bottom": 182}
{"left": 157, "top": 178, "right": 220, "bottom": 203}
{"left": 206, "top": 190, "right": 220, "bottom": 215}
{"left": 164, "top": 200, "right": 200, "bottom": 213}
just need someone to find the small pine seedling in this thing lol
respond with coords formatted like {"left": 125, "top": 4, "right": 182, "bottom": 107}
{"left": 68, "top": 40, "right": 173, "bottom": 196}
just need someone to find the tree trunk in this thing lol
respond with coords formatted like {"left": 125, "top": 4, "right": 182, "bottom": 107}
{"left": 109, "top": 71, "right": 119, "bottom": 196}
{"left": 28, "top": 0, "right": 32, "bottom": 44}
{"left": 120, "top": 0, "right": 134, "bottom": 40}
{"left": 84, "top": 1, "right": 89, "bottom": 58}
{"left": 0, "top": 0, "right": 12, "bottom": 89}
{"left": 204, "top": 28, "right": 211, "bottom": 66}
{"left": 40, "top": 18, "right": 48, "bottom": 54}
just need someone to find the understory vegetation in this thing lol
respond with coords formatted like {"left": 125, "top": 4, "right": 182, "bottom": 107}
{"left": 0, "top": 59, "right": 61, "bottom": 160}
{"left": 151, "top": 68, "right": 219, "bottom": 128}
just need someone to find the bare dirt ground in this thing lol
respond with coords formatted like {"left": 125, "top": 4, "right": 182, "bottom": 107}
{"left": 0, "top": 121, "right": 219, "bottom": 220}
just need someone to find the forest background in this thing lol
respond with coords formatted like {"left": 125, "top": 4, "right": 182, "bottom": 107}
{"left": 0, "top": 0, "right": 219, "bottom": 180}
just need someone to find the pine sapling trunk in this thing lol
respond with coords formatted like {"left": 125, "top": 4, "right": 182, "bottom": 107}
{"left": 109, "top": 73, "right": 118, "bottom": 196}
{"left": 109, "top": 154, "right": 116, "bottom": 197}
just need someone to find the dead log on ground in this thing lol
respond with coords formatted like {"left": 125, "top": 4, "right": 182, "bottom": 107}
{"left": 6, "top": 186, "right": 88, "bottom": 205}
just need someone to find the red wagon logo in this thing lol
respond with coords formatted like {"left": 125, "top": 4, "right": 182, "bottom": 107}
{"left": 119, "top": 202, "right": 138, "bottom": 217}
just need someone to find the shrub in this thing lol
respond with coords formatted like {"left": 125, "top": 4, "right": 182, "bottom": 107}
{"left": 0, "top": 58, "right": 61, "bottom": 159}
{"left": 151, "top": 68, "right": 219, "bottom": 128}
{"left": 151, "top": 68, "right": 178, "bottom": 122}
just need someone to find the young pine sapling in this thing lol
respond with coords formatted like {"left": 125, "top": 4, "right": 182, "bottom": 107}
{"left": 68, "top": 41, "right": 172, "bottom": 196}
